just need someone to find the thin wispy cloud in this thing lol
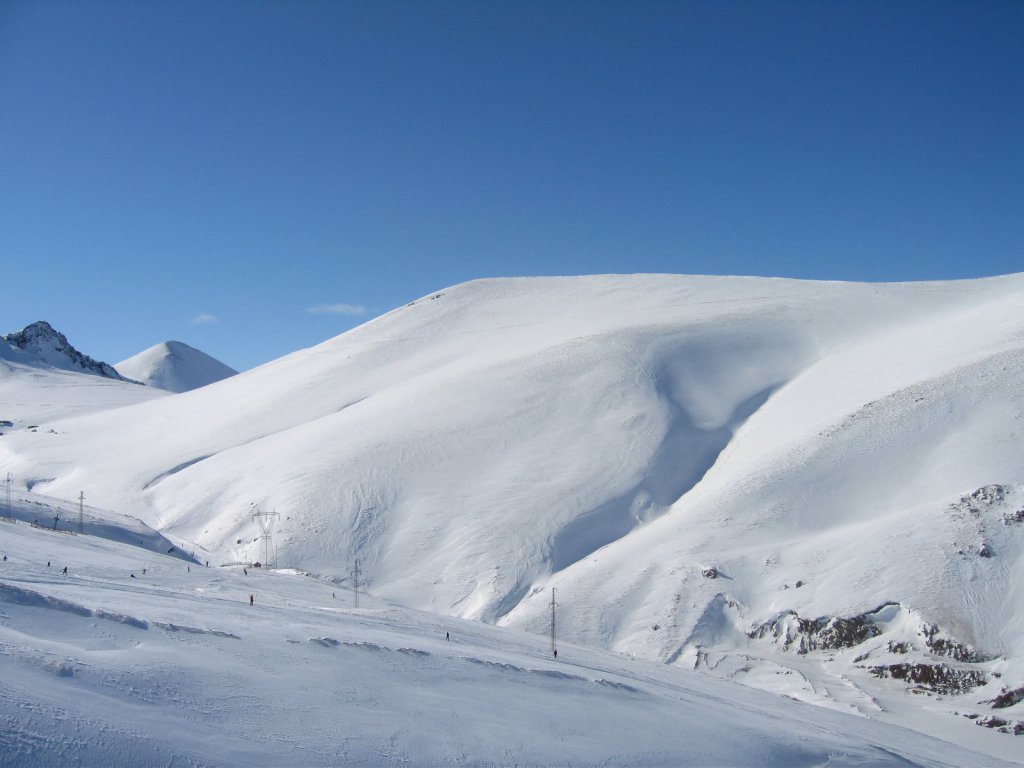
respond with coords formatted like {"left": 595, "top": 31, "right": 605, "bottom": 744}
{"left": 191, "top": 313, "right": 220, "bottom": 326}
{"left": 307, "top": 303, "right": 366, "bottom": 316}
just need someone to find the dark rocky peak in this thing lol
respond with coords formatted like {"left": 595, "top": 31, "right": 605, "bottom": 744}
{"left": 3, "top": 321, "right": 137, "bottom": 383}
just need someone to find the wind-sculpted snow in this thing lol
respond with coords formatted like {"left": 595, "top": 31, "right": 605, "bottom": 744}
{"left": 0, "top": 515, "right": 1014, "bottom": 766}
{"left": 2, "top": 273, "right": 1024, "bottom": 752}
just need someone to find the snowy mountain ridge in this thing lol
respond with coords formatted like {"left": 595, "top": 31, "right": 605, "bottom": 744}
{"left": 1, "top": 320, "right": 135, "bottom": 382}
{"left": 115, "top": 340, "right": 238, "bottom": 393}
{"left": 2, "top": 272, "right": 1024, "bottom": 758}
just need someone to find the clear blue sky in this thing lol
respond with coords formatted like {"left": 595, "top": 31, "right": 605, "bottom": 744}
{"left": 1, "top": 0, "right": 1021, "bottom": 371}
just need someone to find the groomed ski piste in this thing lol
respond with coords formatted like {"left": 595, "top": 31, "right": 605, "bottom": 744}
{"left": 2, "top": 273, "right": 1024, "bottom": 765}
{"left": 0, "top": 492, "right": 1012, "bottom": 768}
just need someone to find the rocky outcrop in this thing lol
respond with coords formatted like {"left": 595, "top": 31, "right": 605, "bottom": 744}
{"left": 868, "top": 662, "right": 987, "bottom": 695}
{"left": 986, "top": 686, "right": 1024, "bottom": 709}
{"left": 750, "top": 603, "right": 994, "bottom": 699}
{"left": 749, "top": 604, "right": 890, "bottom": 654}
{"left": 970, "top": 715, "right": 1024, "bottom": 736}
{"left": 3, "top": 321, "right": 136, "bottom": 382}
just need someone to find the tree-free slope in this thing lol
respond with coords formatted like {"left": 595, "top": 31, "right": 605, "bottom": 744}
{"left": 0, "top": 501, "right": 1012, "bottom": 767}
{"left": 115, "top": 340, "right": 238, "bottom": 393}
{"left": 2, "top": 274, "right": 1023, "bottom": 751}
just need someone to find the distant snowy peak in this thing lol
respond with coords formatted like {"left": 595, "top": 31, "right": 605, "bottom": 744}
{"left": 1, "top": 321, "right": 135, "bottom": 382}
{"left": 115, "top": 340, "right": 237, "bottom": 393}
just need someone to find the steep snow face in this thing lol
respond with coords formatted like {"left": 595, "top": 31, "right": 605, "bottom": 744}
{"left": 2, "top": 321, "right": 133, "bottom": 382}
{"left": 3, "top": 274, "right": 1024, "bottom": 737}
{"left": 116, "top": 340, "right": 238, "bottom": 393}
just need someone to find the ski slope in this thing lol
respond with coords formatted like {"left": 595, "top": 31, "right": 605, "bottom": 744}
{"left": 0, "top": 495, "right": 1013, "bottom": 767}
{"left": 2, "top": 273, "right": 1023, "bottom": 752}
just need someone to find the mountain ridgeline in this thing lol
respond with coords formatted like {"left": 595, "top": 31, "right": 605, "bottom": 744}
{"left": 1, "top": 274, "right": 1023, "bottom": 743}
{"left": 1, "top": 321, "right": 135, "bottom": 382}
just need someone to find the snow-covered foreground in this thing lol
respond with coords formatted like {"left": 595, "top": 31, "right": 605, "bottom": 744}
{"left": 2, "top": 273, "right": 1024, "bottom": 755}
{"left": 0, "top": 496, "right": 1012, "bottom": 767}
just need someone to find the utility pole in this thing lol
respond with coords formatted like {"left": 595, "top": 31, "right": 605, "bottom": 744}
{"left": 78, "top": 491, "right": 85, "bottom": 534}
{"left": 351, "top": 558, "right": 361, "bottom": 609}
{"left": 550, "top": 587, "right": 557, "bottom": 658}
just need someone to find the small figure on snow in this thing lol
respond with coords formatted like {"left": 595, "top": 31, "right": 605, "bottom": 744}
{"left": 62, "top": 566, "right": 67, "bottom": 575}
{"left": 446, "top": 632, "right": 450, "bottom": 642}
{"left": 249, "top": 594, "right": 254, "bottom": 606}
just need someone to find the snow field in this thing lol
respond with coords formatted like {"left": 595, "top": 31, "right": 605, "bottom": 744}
{"left": 2, "top": 273, "right": 1024, "bottom": 759}
{"left": 0, "top": 498, "right": 1013, "bottom": 767}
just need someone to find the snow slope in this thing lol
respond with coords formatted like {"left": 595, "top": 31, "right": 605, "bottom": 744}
{"left": 2, "top": 273, "right": 1023, "bottom": 749}
{"left": 0, "top": 501, "right": 1013, "bottom": 767}
{"left": 115, "top": 340, "right": 238, "bottom": 393}
{"left": 0, "top": 358, "right": 166, "bottom": 431}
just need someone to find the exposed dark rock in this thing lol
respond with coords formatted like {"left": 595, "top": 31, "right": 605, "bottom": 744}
{"left": 701, "top": 567, "right": 719, "bottom": 579}
{"left": 920, "top": 623, "right": 988, "bottom": 663}
{"left": 974, "top": 715, "right": 1024, "bottom": 735}
{"left": 869, "top": 663, "right": 987, "bottom": 695}
{"left": 814, "top": 615, "right": 881, "bottom": 651}
{"left": 979, "top": 541, "right": 993, "bottom": 558}
{"left": 887, "top": 640, "right": 912, "bottom": 654}
{"left": 986, "top": 686, "right": 1024, "bottom": 709}
{"left": 1004, "top": 509, "right": 1024, "bottom": 525}
{"left": 3, "top": 321, "right": 138, "bottom": 383}
{"left": 951, "top": 485, "right": 1007, "bottom": 516}
{"left": 750, "top": 608, "right": 884, "bottom": 654}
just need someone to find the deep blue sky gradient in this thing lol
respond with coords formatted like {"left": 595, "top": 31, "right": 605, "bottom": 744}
{"left": 1, "top": 0, "right": 1021, "bottom": 370}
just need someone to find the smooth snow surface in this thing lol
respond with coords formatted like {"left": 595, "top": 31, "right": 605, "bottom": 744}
{"left": 0, "top": 358, "right": 165, "bottom": 429}
{"left": 116, "top": 340, "right": 238, "bottom": 393}
{"left": 0, "top": 498, "right": 1011, "bottom": 767}
{"left": 2, "top": 273, "right": 1024, "bottom": 760}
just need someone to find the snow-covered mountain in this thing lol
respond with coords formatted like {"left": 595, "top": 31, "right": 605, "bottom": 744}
{"left": 116, "top": 340, "right": 238, "bottom": 393}
{"left": 2, "top": 273, "right": 1023, "bottom": 755}
{"left": 1, "top": 321, "right": 134, "bottom": 382}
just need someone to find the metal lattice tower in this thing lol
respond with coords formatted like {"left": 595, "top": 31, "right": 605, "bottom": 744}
{"left": 251, "top": 504, "right": 280, "bottom": 569}
{"left": 351, "top": 558, "right": 362, "bottom": 608}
